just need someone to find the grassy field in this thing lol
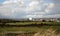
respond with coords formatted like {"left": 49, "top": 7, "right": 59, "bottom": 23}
{"left": 0, "top": 26, "right": 60, "bottom": 36}
{"left": 6, "top": 22, "right": 60, "bottom": 25}
{"left": 0, "top": 22, "right": 60, "bottom": 32}
{"left": 0, "top": 26, "right": 60, "bottom": 32}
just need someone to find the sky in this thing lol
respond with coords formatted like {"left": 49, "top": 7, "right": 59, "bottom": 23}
{"left": 0, "top": 0, "right": 60, "bottom": 19}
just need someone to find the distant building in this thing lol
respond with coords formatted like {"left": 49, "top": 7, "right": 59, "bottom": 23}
{"left": 19, "top": 18, "right": 60, "bottom": 22}
{"left": 28, "top": 18, "right": 60, "bottom": 22}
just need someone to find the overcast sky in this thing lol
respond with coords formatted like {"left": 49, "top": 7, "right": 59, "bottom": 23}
{"left": 0, "top": 0, "right": 60, "bottom": 19}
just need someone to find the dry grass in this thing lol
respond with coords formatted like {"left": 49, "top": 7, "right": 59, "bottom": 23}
{"left": 34, "top": 28, "right": 60, "bottom": 36}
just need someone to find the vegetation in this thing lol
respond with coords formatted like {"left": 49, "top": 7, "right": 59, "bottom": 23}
{"left": 34, "top": 27, "right": 60, "bottom": 36}
{"left": 0, "top": 19, "right": 60, "bottom": 33}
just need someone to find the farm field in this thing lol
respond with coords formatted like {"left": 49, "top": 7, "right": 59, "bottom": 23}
{"left": 0, "top": 26, "right": 60, "bottom": 32}
{"left": 0, "top": 21, "right": 60, "bottom": 36}
{"left": 0, "top": 21, "right": 60, "bottom": 32}
{"left": 6, "top": 21, "right": 60, "bottom": 25}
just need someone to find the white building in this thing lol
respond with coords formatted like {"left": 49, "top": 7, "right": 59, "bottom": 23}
{"left": 28, "top": 18, "right": 60, "bottom": 22}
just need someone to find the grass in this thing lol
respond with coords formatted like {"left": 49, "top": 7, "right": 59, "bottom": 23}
{"left": 0, "top": 22, "right": 60, "bottom": 32}
{"left": 0, "top": 27, "right": 43, "bottom": 32}
{"left": 6, "top": 22, "right": 60, "bottom": 25}
{"left": 0, "top": 26, "right": 60, "bottom": 32}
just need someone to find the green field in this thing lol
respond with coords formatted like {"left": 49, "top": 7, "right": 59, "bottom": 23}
{"left": 0, "top": 22, "right": 60, "bottom": 32}
{"left": 0, "top": 26, "right": 60, "bottom": 32}
{"left": 6, "top": 22, "right": 60, "bottom": 25}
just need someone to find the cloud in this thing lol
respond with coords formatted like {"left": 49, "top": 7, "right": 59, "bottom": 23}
{"left": 24, "top": 15, "right": 43, "bottom": 18}
{"left": 45, "top": 3, "right": 54, "bottom": 13}
{"left": 43, "top": 0, "right": 60, "bottom": 18}
{"left": 53, "top": 0, "right": 60, "bottom": 4}
{"left": 0, "top": 0, "right": 25, "bottom": 18}
{"left": 43, "top": 14, "right": 60, "bottom": 18}
{"left": 45, "top": 3, "right": 60, "bottom": 15}
{"left": 0, "top": 0, "right": 60, "bottom": 18}
{"left": 26, "top": 0, "right": 48, "bottom": 14}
